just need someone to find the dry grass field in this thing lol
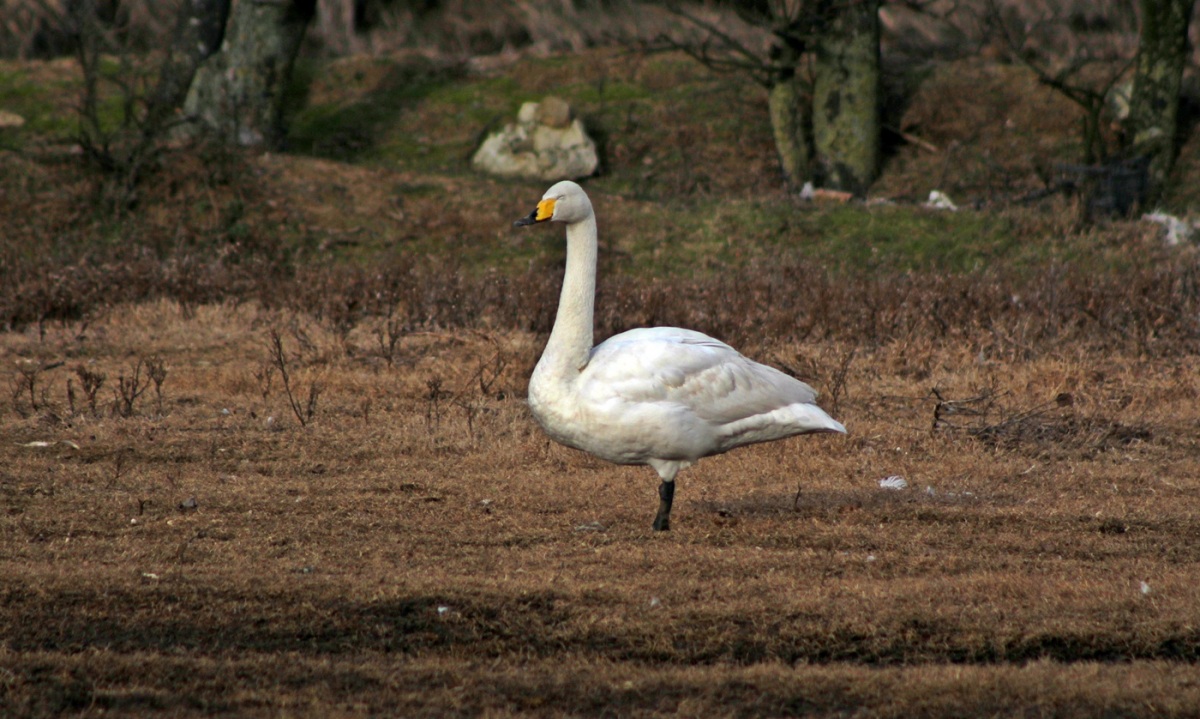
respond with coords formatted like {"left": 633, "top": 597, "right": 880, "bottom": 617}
{"left": 3, "top": 293, "right": 1200, "bottom": 716}
{"left": 4, "top": 24, "right": 1200, "bottom": 716}
{"left": 7, "top": 278, "right": 1200, "bottom": 715}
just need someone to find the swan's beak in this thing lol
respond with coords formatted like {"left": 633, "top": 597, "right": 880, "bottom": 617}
{"left": 513, "top": 209, "right": 539, "bottom": 227}
{"left": 513, "top": 198, "right": 556, "bottom": 227}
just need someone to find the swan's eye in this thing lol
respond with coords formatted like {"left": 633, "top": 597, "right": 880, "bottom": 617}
{"left": 536, "top": 198, "right": 557, "bottom": 221}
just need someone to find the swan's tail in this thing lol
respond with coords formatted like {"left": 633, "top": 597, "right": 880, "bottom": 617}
{"left": 787, "top": 403, "right": 847, "bottom": 434}
{"left": 712, "top": 402, "right": 846, "bottom": 451}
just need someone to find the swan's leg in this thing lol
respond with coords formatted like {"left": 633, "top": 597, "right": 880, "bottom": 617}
{"left": 647, "top": 461, "right": 681, "bottom": 531}
{"left": 652, "top": 479, "right": 675, "bottom": 531}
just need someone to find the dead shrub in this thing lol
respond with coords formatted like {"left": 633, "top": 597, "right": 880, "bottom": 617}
{"left": 932, "top": 387, "right": 1153, "bottom": 456}
{"left": 112, "top": 358, "right": 152, "bottom": 417}
{"left": 10, "top": 361, "right": 49, "bottom": 417}
{"left": 73, "top": 363, "right": 106, "bottom": 416}
{"left": 0, "top": 150, "right": 291, "bottom": 331}
{"left": 4, "top": 240, "right": 1198, "bottom": 361}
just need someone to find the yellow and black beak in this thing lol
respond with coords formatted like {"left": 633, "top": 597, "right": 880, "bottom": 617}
{"left": 513, "top": 197, "right": 556, "bottom": 227}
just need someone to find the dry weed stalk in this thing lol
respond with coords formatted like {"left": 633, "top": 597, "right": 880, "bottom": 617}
{"left": 146, "top": 355, "right": 167, "bottom": 414}
{"left": 373, "top": 315, "right": 410, "bottom": 368}
{"left": 267, "top": 329, "right": 321, "bottom": 428}
{"left": 826, "top": 346, "right": 856, "bottom": 416}
{"left": 450, "top": 349, "right": 509, "bottom": 443}
{"left": 113, "top": 358, "right": 152, "bottom": 417}
{"left": 74, "top": 364, "right": 106, "bottom": 416}
{"left": 253, "top": 361, "right": 275, "bottom": 401}
{"left": 425, "top": 377, "right": 448, "bottom": 435}
{"left": 110, "top": 446, "right": 132, "bottom": 487}
{"left": 10, "top": 361, "right": 47, "bottom": 416}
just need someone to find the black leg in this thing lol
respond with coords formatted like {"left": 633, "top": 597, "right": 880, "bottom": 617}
{"left": 652, "top": 480, "right": 675, "bottom": 531}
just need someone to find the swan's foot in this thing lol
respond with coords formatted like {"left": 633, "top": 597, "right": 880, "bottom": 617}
{"left": 652, "top": 480, "right": 675, "bottom": 531}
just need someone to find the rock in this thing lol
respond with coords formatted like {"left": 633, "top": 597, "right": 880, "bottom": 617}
{"left": 472, "top": 97, "right": 598, "bottom": 182}
{"left": 516, "top": 101, "right": 539, "bottom": 124}
{"left": 0, "top": 110, "right": 26, "bottom": 129}
{"left": 536, "top": 95, "right": 572, "bottom": 128}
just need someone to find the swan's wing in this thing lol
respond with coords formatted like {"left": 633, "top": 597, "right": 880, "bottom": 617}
{"left": 585, "top": 328, "right": 822, "bottom": 424}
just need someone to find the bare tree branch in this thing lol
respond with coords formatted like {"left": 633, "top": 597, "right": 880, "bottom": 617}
{"left": 667, "top": 1, "right": 767, "bottom": 61}
{"left": 644, "top": 32, "right": 776, "bottom": 85}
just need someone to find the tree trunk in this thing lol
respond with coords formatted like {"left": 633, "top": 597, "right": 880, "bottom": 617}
{"left": 812, "top": 0, "right": 880, "bottom": 196}
{"left": 769, "top": 76, "right": 809, "bottom": 189}
{"left": 182, "top": 0, "right": 317, "bottom": 147}
{"left": 1125, "top": 0, "right": 1195, "bottom": 201}
{"left": 145, "top": 0, "right": 231, "bottom": 135}
{"left": 767, "top": 36, "right": 810, "bottom": 190}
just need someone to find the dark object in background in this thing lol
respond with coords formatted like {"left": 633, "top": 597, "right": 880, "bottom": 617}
{"left": 1057, "top": 155, "right": 1150, "bottom": 218}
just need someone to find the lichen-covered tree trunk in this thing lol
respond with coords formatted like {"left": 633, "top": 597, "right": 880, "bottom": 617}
{"left": 183, "top": 0, "right": 317, "bottom": 147}
{"left": 767, "top": 50, "right": 809, "bottom": 190}
{"left": 812, "top": 0, "right": 880, "bottom": 196}
{"left": 1125, "top": 0, "right": 1195, "bottom": 200}
{"left": 144, "top": 0, "right": 231, "bottom": 135}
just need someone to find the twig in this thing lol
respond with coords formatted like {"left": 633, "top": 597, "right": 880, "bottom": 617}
{"left": 885, "top": 125, "right": 939, "bottom": 153}
{"left": 827, "top": 346, "right": 857, "bottom": 416}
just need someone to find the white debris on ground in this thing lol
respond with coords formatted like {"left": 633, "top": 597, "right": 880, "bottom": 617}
{"left": 19, "top": 440, "right": 80, "bottom": 449}
{"left": 1142, "top": 212, "right": 1196, "bottom": 246}
{"left": 878, "top": 475, "right": 908, "bottom": 490}
{"left": 924, "top": 190, "right": 958, "bottom": 211}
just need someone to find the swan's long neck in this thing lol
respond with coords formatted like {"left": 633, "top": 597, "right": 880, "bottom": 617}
{"left": 541, "top": 213, "right": 598, "bottom": 376}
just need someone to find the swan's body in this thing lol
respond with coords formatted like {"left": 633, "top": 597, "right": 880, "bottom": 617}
{"left": 515, "top": 181, "right": 845, "bottom": 530}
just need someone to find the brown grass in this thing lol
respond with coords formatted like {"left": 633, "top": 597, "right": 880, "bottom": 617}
{"left": 3, "top": 289, "right": 1200, "bottom": 715}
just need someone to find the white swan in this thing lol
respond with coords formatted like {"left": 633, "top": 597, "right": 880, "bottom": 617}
{"left": 515, "top": 181, "right": 846, "bottom": 531}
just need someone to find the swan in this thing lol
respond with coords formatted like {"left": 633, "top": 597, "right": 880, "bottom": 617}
{"left": 514, "top": 181, "right": 846, "bottom": 531}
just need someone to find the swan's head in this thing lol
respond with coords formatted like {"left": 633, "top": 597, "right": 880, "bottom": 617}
{"left": 513, "top": 181, "right": 593, "bottom": 227}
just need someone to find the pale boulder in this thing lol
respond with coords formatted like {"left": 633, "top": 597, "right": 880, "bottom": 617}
{"left": 472, "top": 97, "right": 598, "bottom": 182}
